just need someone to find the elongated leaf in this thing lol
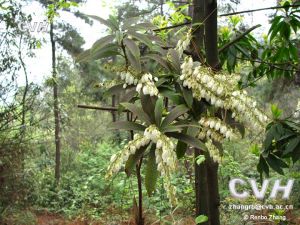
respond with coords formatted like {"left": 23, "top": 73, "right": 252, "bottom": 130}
{"left": 176, "top": 140, "right": 187, "bottom": 158}
{"left": 140, "top": 93, "right": 156, "bottom": 123}
{"left": 161, "top": 125, "right": 183, "bottom": 133}
{"left": 154, "top": 98, "right": 163, "bottom": 126}
{"left": 127, "top": 30, "right": 153, "bottom": 47}
{"left": 122, "top": 17, "right": 140, "bottom": 29}
{"left": 123, "top": 38, "right": 140, "bottom": 59}
{"left": 131, "top": 22, "right": 158, "bottom": 31}
{"left": 142, "top": 54, "right": 170, "bottom": 70}
{"left": 91, "top": 35, "right": 115, "bottom": 53}
{"left": 284, "top": 137, "right": 300, "bottom": 155}
{"left": 195, "top": 215, "right": 208, "bottom": 224}
{"left": 109, "top": 121, "right": 146, "bottom": 131}
{"left": 91, "top": 43, "right": 120, "bottom": 59}
{"left": 126, "top": 47, "right": 142, "bottom": 72}
{"left": 145, "top": 147, "right": 159, "bottom": 196}
{"left": 121, "top": 103, "right": 151, "bottom": 125}
{"left": 257, "top": 155, "right": 269, "bottom": 177}
{"left": 107, "top": 84, "right": 125, "bottom": 95}
{"left": 76, "top": 49, "right": 91, "bottom": 63}
{"left": 266, "top": 154, "right": 287, "bottom": 175}
{"left": 120, "top": 88, "right": 137, "bottom": 102}
{"left": 86, "top": 14, "right": 118, "bottom": 30}
{"left": 161, "top": 104, "right": 189, "bottom": 128}
{"left": 181, "top": 85, "right": 193, "bottom": 108}
{"left": 166, "top": 132, "right": 207, "bottom": 150}
{"left": 125, "top": 146, "right": 147, "bottom": 176}
{"left": 168, "top": 49, "right": 180, "bottom": 72}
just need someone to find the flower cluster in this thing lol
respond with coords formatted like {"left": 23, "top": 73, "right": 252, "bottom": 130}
{"left": 293, "top": 99, "right": 300, "bottom": 119}
{"left": 144, "top": 125, "right": 178, "bottom": 205}
{"left": 205, "top": 139, "right": 221, "bottom": 163}
{"left": 198, "top": 117, "right": 237, "bottom": 142}
{"left": 180, "top": 57, "right": 226, "bottom": 108}
{"left": 106, "top": 124, "right": 178, "bottom": 205}
{"left": 136, "top": 73, "right": 159, "bottom": 96}
{"left": 95, "top": 79, "right": 121, "bottom": 89}
{"left": 106, "top": 133, "right": 150, "bottom": 179}
{"left": 180, "top": 56, "right": 269, "bottom": 131}
{"left": 229, "top": 90, "right": 268, "bottom": 130}
{"left": 119, "top": 71, "right": 139, "bottom": 88}
{"left": 175, "top": 29, "right": 192, "bottom": 58}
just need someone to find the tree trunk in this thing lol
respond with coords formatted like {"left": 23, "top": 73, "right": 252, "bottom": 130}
{"left": 204, "top": 1, "right": 221, "bottom": 224}
{"left": 191, "top": 1, "right": 211, "bottom": 224}
{"left": 50, "top": 22, "right": 61, "bottom": 183}
{"left": 194, "top": 149, "right": 210, "bottom": 225}
{"left": 207, "top": 159, "right": 220, "bottom": 225}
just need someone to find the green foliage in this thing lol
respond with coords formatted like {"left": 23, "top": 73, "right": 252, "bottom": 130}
{"left": 30, "top": 143, "right": 126, "bottom": 218}
{"left": 258, "top": 119, "right": 300, "bottom": 177}
{"left": 1, "top": 208, "right": 36, "bottom": 225}
{"left": 195, "top": 215, "right": 208, "bottom": 224}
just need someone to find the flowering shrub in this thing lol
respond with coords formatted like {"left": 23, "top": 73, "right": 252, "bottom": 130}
{"left": 76, "top": 15, "right": 270, "bottom": 205}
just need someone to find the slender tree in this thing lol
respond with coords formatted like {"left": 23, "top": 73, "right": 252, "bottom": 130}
{"left": 50, "top": 20, "right": 62, "bottom": 183}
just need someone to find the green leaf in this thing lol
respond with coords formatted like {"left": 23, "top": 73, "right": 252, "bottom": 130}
{"left": 76, "top": 49, "right": 91, "bottom": 63}
{"left": 91, "top": 35, "right": 115, "bottom": 53}
{"left": 107, "top": 84, "right": 125, "bottom": 95}
{"left": 131, "top": 22, "right": 158, "bottom": 31}
{"left": 122, "top": 17, "right": 140, "bottom": 29}
{"left": 161, "top": 125, "right": 183, "bottom": 133}
{"left": 140, "top": 93, "right": 156, "bottom": 123}
{"left": 284, "top": 137, "right": 300, "bottom": 155}
{"left": 257, "top": 155, "right": 269, "bottom": 177}
{"left": 270, "top": 20, "right": 284, "bottom": 41}
{"left": 123, "top": 38, "right": 140, "bottom": 59}
{"left": 145, "top": 147, "right": 159, "bottom": 196}
{"left": 195, "top": 215, "right": 208, "bottom": 224}
{"left": 121, "top": 103, "right": 152, "bottom": 125}
{"left": 166, "top": 132, "right": 207, "bottom": 150}
{"left": 91, "top": 43, "right": 120, "bottom": 59}
{"left": 142, "top": 54, "right": 170, "bottom": 70}
{"left": 168, "top": 49, "right": 180, "bottom": 72}
{"left": 109, "top": 121, "right": 146, "bottom": 131}
{"left": 271, "top": 104, "right": 282, "bottom": 119}
{"left": 126, "top": 48, "right": 142, "bottom": 72}
{"left": 127, "top": 31, "right": 153, "bottom": 47}
{"left": 154, "top": 97, "right": 164, "bottom": 126}
{"left": 176, "top": 140, "right": 187, "bottom": 158}
{"left": 266, "top": 154, "right": 288, "bottom": 175}
{"left": 161, "top": 104, "right": 189, "bottom": 128}
{"left": 181, "top": 85, "right": 193, "bottom": 108}
{"left": 125, "top": 146, "right": 147, "bottom": 176}
{"left": 159, "top": 89, "right": 184, "bottom": 105}
{"left": 196, "top": 155, "right": 205, "bottom": 165}
{"left": 86, "top": 14, "right": 118, "bottom": 30}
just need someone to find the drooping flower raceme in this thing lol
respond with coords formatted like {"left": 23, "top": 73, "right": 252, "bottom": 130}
{"left": 136, "top": 73, "right": 159, "bottom": 96}
{"left": 175, "top": 29, "right": 192, "bottom": 58}
{"left": 118, "top": 71, "right": 159, "bottom": 96}
{"left": 293, "top": 99, "right": 300, "bottom": 119}
{"left": 198, "top": 117, "right": 238, "bottom": 142}
{"left": 106, "top": 125, "right": 178, "bottom": 206}
{"left": 205, "top": 139, "right": 221, "bottom": 163}
{"left": 106, "top": 133, "right": 150, "bottom": 179}
{"left": 180, "top": 56, "right": 269, "bottom": 131}
{"left": 119, "top": 71, "right": 139, "bottom": 88}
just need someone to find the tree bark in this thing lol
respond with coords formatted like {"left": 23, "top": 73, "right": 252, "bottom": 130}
{"left": 204, "top": 0, "right": 221, "bottom": 70}
{"left": 195, "top": 149, "right": 210, "bottom": 225}
{"left": 191, "top": 1, "right": 211, "bottom": 224}
{"left": 207, "top": 159, "right": 220, "bottom": 225}
{"left": 204, "top": 1, "right": 221, "bottom": 224}
{"left": 50, "top": 22, "right": 61, "bottom": 183}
